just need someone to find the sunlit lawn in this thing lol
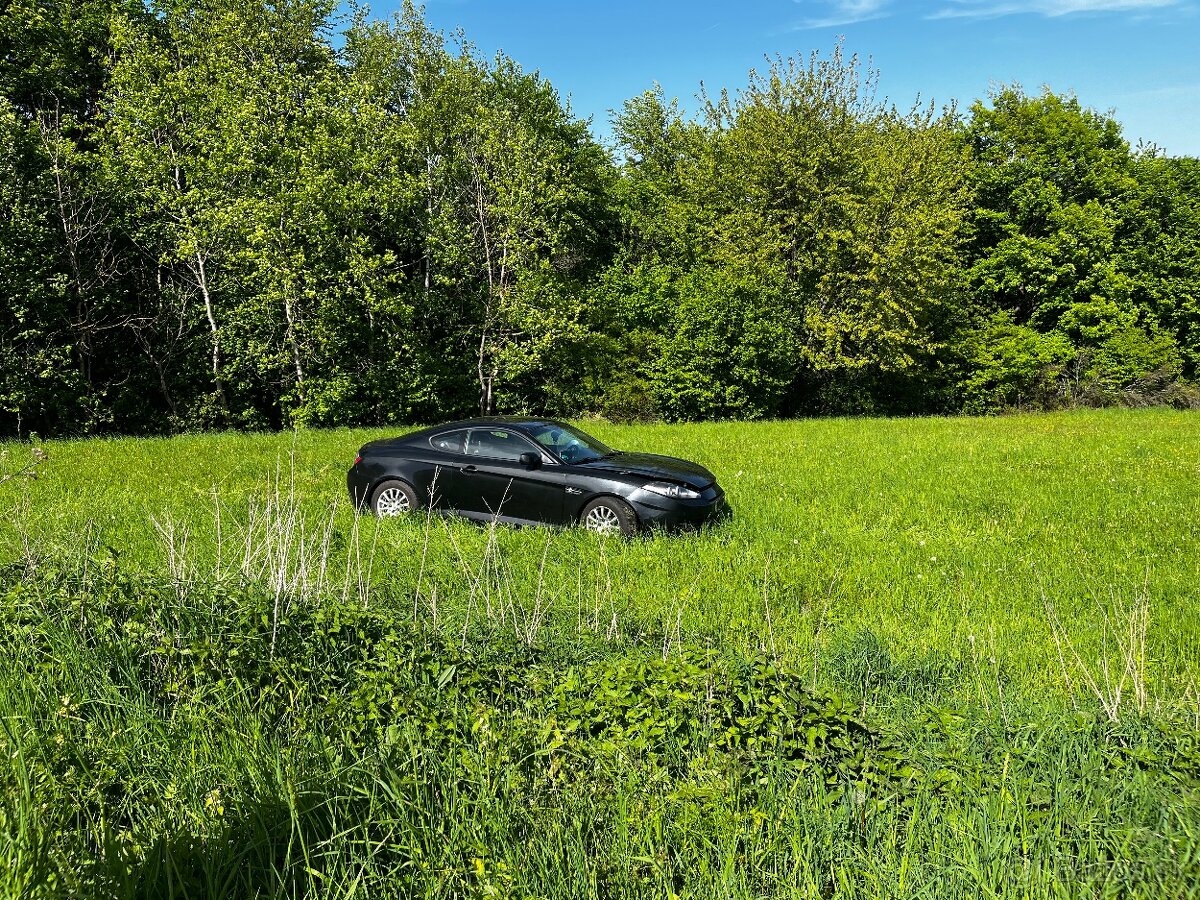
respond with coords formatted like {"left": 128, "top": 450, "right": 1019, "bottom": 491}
{"left": 5, "top": 408, "right": 1198, "bottom": 713}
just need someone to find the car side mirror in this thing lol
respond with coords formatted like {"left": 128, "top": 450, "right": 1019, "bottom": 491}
{"left": 519, "top": 451, "right": 541, "bottom": 469}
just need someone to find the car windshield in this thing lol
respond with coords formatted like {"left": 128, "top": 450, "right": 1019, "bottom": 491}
{"left": 524, "top": 422, "right": 615, "bottom": 464}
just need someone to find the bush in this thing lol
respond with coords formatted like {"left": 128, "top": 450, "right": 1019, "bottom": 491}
{"left": 651, "top": 270, "right": 800, "bottom": 420}
{"left": 1087, "top": 326, "right": 1183, "bottom": 394}
{"left": 598, "top": 373, "right": 659, "bottom": 423}
{"left": 960, "top": 313, "right": 1075, "bottom": 412}
{"left": 2, "top": 565, "right": 1199, "bottom": 898}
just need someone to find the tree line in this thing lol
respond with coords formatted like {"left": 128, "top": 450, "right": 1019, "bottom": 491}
{"left": 2, "top": 0, "right": 1198, "bottom": 437}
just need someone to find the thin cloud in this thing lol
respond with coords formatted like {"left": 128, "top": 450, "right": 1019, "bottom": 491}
{"left": 792, "top": 0, "right": 891, "bottom": 29}
{"left": 1111, "top": 82, "right": 1200, "bottom": 101}
{"left": 929, "top": 0, "right": 1182, "bottom": 20}
{"left": 788, "top": 0, "right": 1189, "bottom": 30}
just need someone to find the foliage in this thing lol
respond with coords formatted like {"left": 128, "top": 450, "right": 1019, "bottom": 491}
{"left": 649, "top": 269, "right": 800, "bottom": 420}
{"left": 2, "top": 558, "right": 1198, "bottom": 897}
{"left": 0, "top": 100, "right": 79, "bottom": 435}
{"left": 960, "top": 86, "right": 1199, "bottom": 407}
{"left": 1, "top": 8, "right": 1198, "bottom": 435}
{"left": 960, "top": 313, "right": 1076, "bottom": 411}
{"left": 602, "top": 51, "right": 972, "bottom": 418}
{"left": 1120, "top": 155, "right": 1200, "bottom": 378}
{"left": 0, "top": 0, "right": 149, "bottom": 436}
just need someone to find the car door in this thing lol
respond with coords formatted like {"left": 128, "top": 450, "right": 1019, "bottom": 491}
{"left": 449, "top": 428, "right": 568, "bottom": 524}
{"left": 424, "top": 428, "right": 471, "bottom": 509}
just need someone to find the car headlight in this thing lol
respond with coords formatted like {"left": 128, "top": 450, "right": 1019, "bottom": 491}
{"left": 643, "top": 481, "right": 702, "bottom": 500}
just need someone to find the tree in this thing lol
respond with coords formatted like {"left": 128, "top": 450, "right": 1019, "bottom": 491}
{"left": 708, "top": 50, "right": 969, "bottom": 390}
{"left": 342, "top": 8, "right": 614, "bottom": 419}
{"left": 962, "top": 87, "right": 1193, "bottom": 404}
{"left": 104, "top": 0, "right": 349, "bottom": 427}
{"left": 0, "top": 0, "right": 161, "bottom": 435}
{"left": 1118, "top": 155, "right": 1200, "bottom": 378}
{"left": 602, "top": 48, "right": 970, "bottom": 416}
{"left": 965, "top": 87, "right": 1137, "bottom": 328}
{"left": 0, "top": 100, "right": 78, "bottom": 435}
{"left": 444, "top": 58, "right": 610, "bottom": 414}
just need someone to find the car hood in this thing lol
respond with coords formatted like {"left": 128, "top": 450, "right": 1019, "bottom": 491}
{"left": 581, "top": 452, "right": 715, "bottom": 490}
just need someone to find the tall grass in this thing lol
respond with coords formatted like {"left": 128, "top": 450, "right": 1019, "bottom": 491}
{"left": 2, "top": 560, "right": 1197, "bottom": 898}
{"left": 2, "top": 410, "right": 1199, "bottom": 896}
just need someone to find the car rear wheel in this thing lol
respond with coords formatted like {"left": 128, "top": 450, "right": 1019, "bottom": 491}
{"left": 371, "top": 479, "right": 418, "bottom": 517}
{"left": 580, "top": 497, "right": 637, "bottom": 537}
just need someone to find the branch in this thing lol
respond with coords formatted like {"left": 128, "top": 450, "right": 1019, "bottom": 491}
{"left": 0, "top": 447, "right": 48, "bottom": 487}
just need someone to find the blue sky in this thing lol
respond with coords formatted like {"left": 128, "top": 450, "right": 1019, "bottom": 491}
{"left": 389, "top": 1, "right": 1200, "bottom": 156}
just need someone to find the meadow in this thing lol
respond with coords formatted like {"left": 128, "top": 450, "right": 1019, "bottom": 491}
{"left": 2, "top": 410, "right": 1199, "bottom": 897}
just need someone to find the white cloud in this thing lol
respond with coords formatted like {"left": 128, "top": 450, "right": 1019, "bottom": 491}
{"left": 792, "top": 0, "right": 891, "bottom": 29}
{"left": 929, "top": 0, "right": 1182, "bottom": 20}
{"left": 789, "top": 0, "right": 1187, "bottom": 29}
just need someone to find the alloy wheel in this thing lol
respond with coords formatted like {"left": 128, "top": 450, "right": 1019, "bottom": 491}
{"left": 375, "top": 487, "right": 411, "bottom": 516}
{"left": 584, "top": 504, "right": 621, "bottom": 535}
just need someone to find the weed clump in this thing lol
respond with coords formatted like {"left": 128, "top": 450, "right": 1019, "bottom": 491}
{"left": 2, "top": 565, "right": 1199, "bottom": 898}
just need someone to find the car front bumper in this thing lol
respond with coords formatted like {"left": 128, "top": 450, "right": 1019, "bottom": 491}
{"left": 629, "top": 484, "right": 731, "bottom": 530}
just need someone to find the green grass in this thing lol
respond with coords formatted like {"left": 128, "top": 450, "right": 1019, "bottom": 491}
{"left": 2, "top": 409, "right": 1199, "bottom": 897}
{"left": 6, "top": 408, "right": 1200, "bottom": 709}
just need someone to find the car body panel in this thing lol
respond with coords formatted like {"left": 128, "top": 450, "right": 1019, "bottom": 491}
{"left": 348, "top": 449, "right": 448, "bottom": 509}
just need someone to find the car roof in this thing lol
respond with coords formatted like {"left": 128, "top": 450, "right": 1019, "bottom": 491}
{"left": 428, "top": 416, "right": 561, "bottom": 433}
{"left": 382, "top": 417, "right": 563, "bottom": 445}
{"left": 360, "top": 417, "right": 574, "bottom": 454}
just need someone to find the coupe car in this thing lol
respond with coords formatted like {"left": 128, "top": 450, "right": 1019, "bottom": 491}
{"left": 347, "top": 417, "right": 729, "bottom": 536}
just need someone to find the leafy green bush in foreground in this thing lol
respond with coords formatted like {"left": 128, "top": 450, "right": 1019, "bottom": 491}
{"left": 2, "top": 562, "right": 1198, "bottom": 899}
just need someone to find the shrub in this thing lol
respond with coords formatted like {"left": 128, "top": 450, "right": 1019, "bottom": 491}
{"left": 651, "top": 270, "right": 799, "bottom": 420}
{"left": 960, "top": 313, "right": 1075, "bottom": 412}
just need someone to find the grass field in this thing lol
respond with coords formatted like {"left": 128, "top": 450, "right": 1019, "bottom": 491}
{"left": 2, "top": 410, "right": 1200, "bottom": 897}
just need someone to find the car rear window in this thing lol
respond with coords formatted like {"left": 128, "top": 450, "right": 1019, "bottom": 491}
{"left": 429, "top": 430, "right": 466, "bottom": 454}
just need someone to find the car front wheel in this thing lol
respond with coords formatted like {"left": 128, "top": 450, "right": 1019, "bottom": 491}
{"left": 371, "top": 479, "right": 418, "bottom": 517}
{"left": 580, "top": 497, "right": 637, "bottom": 537}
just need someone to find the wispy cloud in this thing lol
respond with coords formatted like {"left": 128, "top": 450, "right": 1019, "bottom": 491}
{"left": 929, "top": 0, "right": 1182, "bottom": 20}
{"left": 790, "top": 0, "right": 1188, "bottom": 29}
{"left": 1111, "top": 82, "right": 1200, "bottom": 101}
{"left": 792, "top": 0, "right": 891, "bottom": 29}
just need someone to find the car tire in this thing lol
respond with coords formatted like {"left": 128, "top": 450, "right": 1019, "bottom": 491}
{"left": 580, "top": 497, "right": 638, "bottom": 537}
{"left": 370, "top": 479, "right": 419, "bottom": 517}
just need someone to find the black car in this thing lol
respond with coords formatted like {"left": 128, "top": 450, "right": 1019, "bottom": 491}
{"left": 347, "top": 417, "right": 729, "bottom": 536}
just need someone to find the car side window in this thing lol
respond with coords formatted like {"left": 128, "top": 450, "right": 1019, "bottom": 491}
{"left": 429, "top": 430, "right": 466, "bottom": 454}
{"left": 464, "top": 429, "right": 538, "bottom": 462}
{"left": 532, "top": 428, "right": 568, "bottom": 452}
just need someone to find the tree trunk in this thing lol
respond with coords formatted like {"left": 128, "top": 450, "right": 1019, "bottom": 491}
{"left": 283, "top": 292, "right": 305, "bottom": 402}
{"left": 477, "top": 321, "right": 491, "bottom": 415}
{"left": 193, "top": 251, "right": 230, "bottom": 419}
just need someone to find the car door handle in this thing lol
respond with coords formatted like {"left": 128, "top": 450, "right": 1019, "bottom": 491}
{"left": 460, "top": 465, "right": 478, "bottom": 474}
